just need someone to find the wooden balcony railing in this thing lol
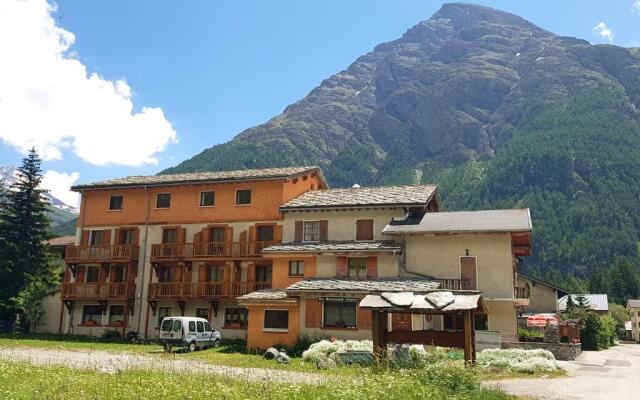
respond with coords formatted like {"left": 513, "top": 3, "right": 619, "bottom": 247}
{"left": 434, "top": 279, "right": 472, "bottom": 291}
{"left": 61, "top": 282, "right": 136, "bottom": 300}
{"left": 148, "top": 281, "right": 271, "bottom": 299}
{"left": 65, "top": 245, "right": 140, "bottom": 263}
{"left": 514, "top": 286, "right": 530, "bottom": 299}
{"left": 150, "top": 241, "right": 276, "bottom": 260}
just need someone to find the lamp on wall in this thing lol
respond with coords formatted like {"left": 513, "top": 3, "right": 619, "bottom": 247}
{"left": 465, "top": 249, "right": 470, "bottom": 256}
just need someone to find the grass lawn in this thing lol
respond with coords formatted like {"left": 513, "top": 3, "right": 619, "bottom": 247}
{"left": 0, "top": 359, "right": 517, "bottom": 400}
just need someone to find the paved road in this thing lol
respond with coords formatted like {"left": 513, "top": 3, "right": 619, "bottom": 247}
{"left": 0, "top": 346, "right": 328, "bottom": 384}
{"left": 488, "top": 343, "right": 640, "bottom": 400}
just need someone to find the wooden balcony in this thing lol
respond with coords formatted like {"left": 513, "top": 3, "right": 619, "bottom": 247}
{"left": 150, "top": 241, "right": 276, "bottom": 261}
{"left": 64, "top": 245, "right": 140, "bottom": 263}
{"left": 148, "top": 281, "right": 272, "bottom": 300}
{"left": 61, "top": 282, "right": 136, "bottom": 300}
{"left": 514, "top": 286, "right": 530, "bottom": 299}
{"left": 434, "top": 279, "right": 472, "bottom": 291}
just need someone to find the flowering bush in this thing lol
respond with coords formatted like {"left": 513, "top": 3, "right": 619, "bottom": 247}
{"left": 477, "top": 348, "right": 558, "bottom": 373}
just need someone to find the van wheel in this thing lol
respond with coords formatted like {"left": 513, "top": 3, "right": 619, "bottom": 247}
{"left": 188, "top": 342, "right": 197, "bottom": 352}
{"left": 163, "top": 343, "right": 172, "bottom": 353}
{"left": 213, "top": 339, "right": 220, "bottom": 348}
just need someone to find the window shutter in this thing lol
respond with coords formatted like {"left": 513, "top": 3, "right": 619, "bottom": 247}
{"left": 248, "top": 226, "right": 257, "bottom": 242}
{"left": 81, "top": 230, "right": 90, "bottom": 245}
{"left": 198, "top": 265, "right": 207, "bottom": 282}
{"left": 358, "top": 306, "right": 372, "bottom": 328}
{"left": 177, "top": 227, "right": 186, "bottom": 243}
{"left": 247, "top": 263, "right": 256, "bottom": 282}
{"left": 366, "top": 256, "right": 377, "bottom": 278}
{"left": 305, "top": 299, "right": 322, "bottom": 328}
{"left": 114, "top": 228, "right": 122, "bottom": 244}
{"left": 273, "top": 225, "right": 283, "bottom": 242}
{"left": 357, "top": 220, "right": 374, "bottom": 241}
{"left": 225, "top": 227, "right": 233, "bottom": 242}
{"left": 102, "top": 229, "right": 111, "bottom": 245}
{"left": 99, "top": 265, "right": 108, "bottom": 283}
{"left": 76, "top": 266, "right": 86, "bottom": 283}
{"left": 133, "top": 228, "right": 140, "bottom": 244}
{"left": 193, "top": 231, "right": 203, "bottom": 243}
{"left": 201, "top": 227, "right": 209, "bottom": 242}
{"left": 183, "top": 265, "right": 192, "bottom": 282}
{"left": 223, "top": 264, "right": 231, "bottom": 282}
{"left": 319, "top": 220, "right": 328, "bottom": 242}
{"left": 239, "top": 230, "right": 247, "bottom": 242}
{"left": 294, "top": 221, "right": 303, "bottom": 241}
{"left": 336, "top": 256, "right": 347, "bottom": 277}
{"left": 175, "top": 266, "right": 183, "bottom": 283}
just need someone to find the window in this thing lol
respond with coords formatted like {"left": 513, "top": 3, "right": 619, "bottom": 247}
{"left": 158, "top": 267, "right": 175, "bottom": 282}
{"left": 89, "top": 230, "right": 104, "bottom": 246}
{"left": 443, "top": 315, "right": 464, "bottom": 331}
{"left": 172, "top": 320, "right": 182, "bottom": 332}
{"left": 207, "top": 265, "right": 224, "bottom": 282}
{"left": 475, "top": 314, "right": 488, "bottom": 331}
{"left": 323, "top": 300, "right": 357, "bottom": 328}
{"left": 209, "top": 227, "right": 226, "bottom": 242}
{"left": 225, "top": 308, "right": 248, "bottom": 328}
{"left": 196, "top": 308, "right": 209, "bottom": 320}
{"left": 303, "top": 221, "right": 321, "bottom": 242}
{"left": 255, "top": 265, "right": 272, "bottom": 282}
{"left": 188, "top": 321, "right": 196, "bottom": 333}
{"left": 264, "top": 310, "right": 289, "bottom": 330}
{"left": 156, "top": 193, "right": 171, "bottom": 208}
{"left": 158, "top": 307, "right": 171, "bottom": 326}
{"left": 82, "top": 305, "right": 102, "bottom": 325}
{"left": 162, "top": 228, "right": 178, "bottom": 244}
{"left": 257, "top": 225, "right": 274, "bottom": 241}
{"left": 196, "top": 321, "right": 204, "bottom": 333}
{"left": 109, "top": 195, "right": 123, "bottom": 211}
{"left": 85, "top": 266, "right": 99, "bottom": 283}
{"left": 111, "top": 266, "right": 126, "bottom": 282}
{"left": 118, "top": 229, "right": 136, "bottom": 245}
{"left": 109, "top": 305, "right": 125, "bottom": 325}
{"left": 289, "top": 261, "right": 304, "bottom": 276}
{"left": 356, "top": 219, "right": 374, "bottom": 241}
{"left": 236, "top": 189, "right": 251, "bottom": 205}
{"left": 200, "top": 191, "right": 215, "bottom": 207}
{"left": 204, "top": 321, "right": 213, "bottom": 332}
{"left": 161, "top": 319, "right": 173, "bottom": 331}
{"left": 348, "top": 258, "right": 367, "bottom": 278}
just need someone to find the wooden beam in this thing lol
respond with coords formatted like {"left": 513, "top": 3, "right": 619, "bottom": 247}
{"left": 463, "top": 310, "right": 474, "bottom": 364}
{"left": 372, "top": 310, "right": 387, "bottom": 361}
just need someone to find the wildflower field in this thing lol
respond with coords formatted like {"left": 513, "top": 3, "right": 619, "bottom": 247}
{"left": 0, "top": 359, "right": 516, "bottom": 400}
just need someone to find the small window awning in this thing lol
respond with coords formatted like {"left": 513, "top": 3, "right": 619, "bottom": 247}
{"left": 359, "top": 291, "right": 482, "bottom": 313}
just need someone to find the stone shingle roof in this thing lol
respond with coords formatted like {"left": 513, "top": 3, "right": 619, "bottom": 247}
{"left": 71, "top": 166, "right": 326, "bottom": 190}
{"left": 280, "top": 185, "right": 437, "bottom": 211}
{"left": 360, "top": 292, "right": 481, "bottom": 312}
{"left": 558, "top": 294, "right": 609, "bottom": 311}
{"left": 262, "top": 241, "right": 401, "bottom": 253}
{"left": 237, "top": 289, "right": 289, "bottom": 301}
{"left": 383, "top": 209, "right": 532, "bottom": 234}
{"left": 46, "top": 235, "right": 75, "bottom": 247}
{"left": 285, "top": 278, "right": 441, "bottom": 293}
{"left": 627, "top": 299, "right": 640, "bottom": 308}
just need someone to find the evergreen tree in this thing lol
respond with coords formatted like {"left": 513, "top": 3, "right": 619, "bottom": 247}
{"left": 0, "top": 148, "right": 57, "bottom": 327}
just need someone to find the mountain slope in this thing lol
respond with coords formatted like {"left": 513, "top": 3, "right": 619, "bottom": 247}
{"left": 163, "top": 4, "right": 640, "bottom": 280}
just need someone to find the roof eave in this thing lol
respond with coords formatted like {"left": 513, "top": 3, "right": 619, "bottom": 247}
{"left": 280, "top": 202, "right": 429, "bottom": 212}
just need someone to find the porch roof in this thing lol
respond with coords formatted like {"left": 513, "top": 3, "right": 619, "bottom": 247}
{"left": 237, "top": 289, "right": 291, "bottom": 302}
{"left": 285, "top": 277, "right": 441, "bottom": 293}
{"left": 261, "top": 240, "right": 401, "bottom": 254}
{"left": 359, "top": 291, "right": 481, "bottom": 313}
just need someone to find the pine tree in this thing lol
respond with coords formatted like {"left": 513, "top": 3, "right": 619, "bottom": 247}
{"left": 0, "top": 148, "right": 57, "bottom": 328}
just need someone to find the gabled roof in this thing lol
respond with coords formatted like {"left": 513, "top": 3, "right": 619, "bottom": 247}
{"left": 279, "top": 185, "right": 437, "bottom": 211}
{"left": 558, "top": 294, "right": 609, "bottom": 311}
{"left": 382, "top": 209, "right": 532, "bottom": 235}
{"left": 285, "top": 278, "right": 441, "bottom": 293}
{"left": 46, "top": 235, "right": 75, "bottom": 247}
{"left": 518, "top": 272, "right": 568, "bottom": 295}
{"left": 262, "top": 240, "right": 401, "bottom": 254}
{"left": 628, "top": 299, "right": 640, "bottom": 308}
{"left": 71, "top": 166, "right": 326, "bottom": 191}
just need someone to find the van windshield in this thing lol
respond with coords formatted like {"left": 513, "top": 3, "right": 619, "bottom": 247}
{"left": 173, "top": 320, "right": 182, "bottom": 332}
{"left": 161, "top": 319, "right": 173, "bottom": 331}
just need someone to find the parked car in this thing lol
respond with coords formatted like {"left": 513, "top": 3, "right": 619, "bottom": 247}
{"left": 159, "top": 316, "right": 221, "bottom": 352}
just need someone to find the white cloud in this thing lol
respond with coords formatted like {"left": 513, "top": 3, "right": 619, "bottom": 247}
{"left": 633, "top": 1, "right": 640, "bottom": 14}
{"left": 0, "top": 0, "right": 178, "bottom": 166}
{"left": 42, "top": 170, "right": 80, "bottom": 207}
{"left": 593, "top": 22, "right": 614, "bottom": 42}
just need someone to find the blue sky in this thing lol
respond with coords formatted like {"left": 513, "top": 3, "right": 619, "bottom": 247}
{"left": 1, "top": 0, "right": 639, "bottom": 206}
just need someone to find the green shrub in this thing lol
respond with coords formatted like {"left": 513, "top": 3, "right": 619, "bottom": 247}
{"left": 477, "top": 349, "right": 557, "bottom": 374}
{"left": 580, "top": 312, "right": 617, "bottom": 350}
{"left": 518, "top": 327, "right": 543, "bottom": 342}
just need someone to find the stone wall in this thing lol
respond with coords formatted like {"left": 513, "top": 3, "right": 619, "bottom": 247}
{"left": 501, "top": 341, "right": 582, "bottom": 361}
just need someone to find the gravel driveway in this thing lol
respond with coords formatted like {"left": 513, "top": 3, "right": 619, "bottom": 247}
{"left": 486, "top": 343, "right": 640, "bottom": 400}
{"left": 0, "top": 346, "right": 328, "bottom": 384}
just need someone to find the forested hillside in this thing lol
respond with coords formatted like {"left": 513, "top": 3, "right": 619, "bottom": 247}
{"left": 163, "top": 4, "right": 640, "bottom": 299}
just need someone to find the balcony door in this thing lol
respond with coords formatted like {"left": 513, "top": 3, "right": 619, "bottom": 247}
{"left": 209, "top": 227, "right": 226, "bottom": 242}
{"left": 460, "top": 256, "right": 477, "bottom": 290}
{"left": 254, "top": 265, "right": 272, "bottom": 290}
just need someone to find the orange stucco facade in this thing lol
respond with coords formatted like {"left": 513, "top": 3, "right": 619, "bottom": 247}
{"left": 270, "top": 256, "right": 317, "bottom": 289}
{"left": 77, "top": 175, "right": 322, "bottom": 227}
{"left": 246, "top": 302, "right": 300, "bottom": 349}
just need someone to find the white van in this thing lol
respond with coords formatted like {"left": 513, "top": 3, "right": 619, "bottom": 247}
{"left": 159, "top": 316, "right": 221, "bottom": 352}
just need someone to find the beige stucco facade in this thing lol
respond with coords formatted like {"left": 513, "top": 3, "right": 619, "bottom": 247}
{"left": 516, "top": 275, "right": 559, "bottom": 314}
{"left": 630, "top": 306, "right": 640, "bottom": 342}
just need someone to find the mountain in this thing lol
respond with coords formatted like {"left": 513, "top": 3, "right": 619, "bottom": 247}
{"left": 163, "top": 4, "right": 640, "bottom": 289}
{"left": 1, "top": 165, "right": 78, "bottom": 236}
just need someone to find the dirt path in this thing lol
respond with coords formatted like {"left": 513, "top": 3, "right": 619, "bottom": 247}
{"left": 0, "top": 346, "right": 328, "bottom": 384}
{"left": 486, "top": 343, "right": 640, "bottom": 400}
